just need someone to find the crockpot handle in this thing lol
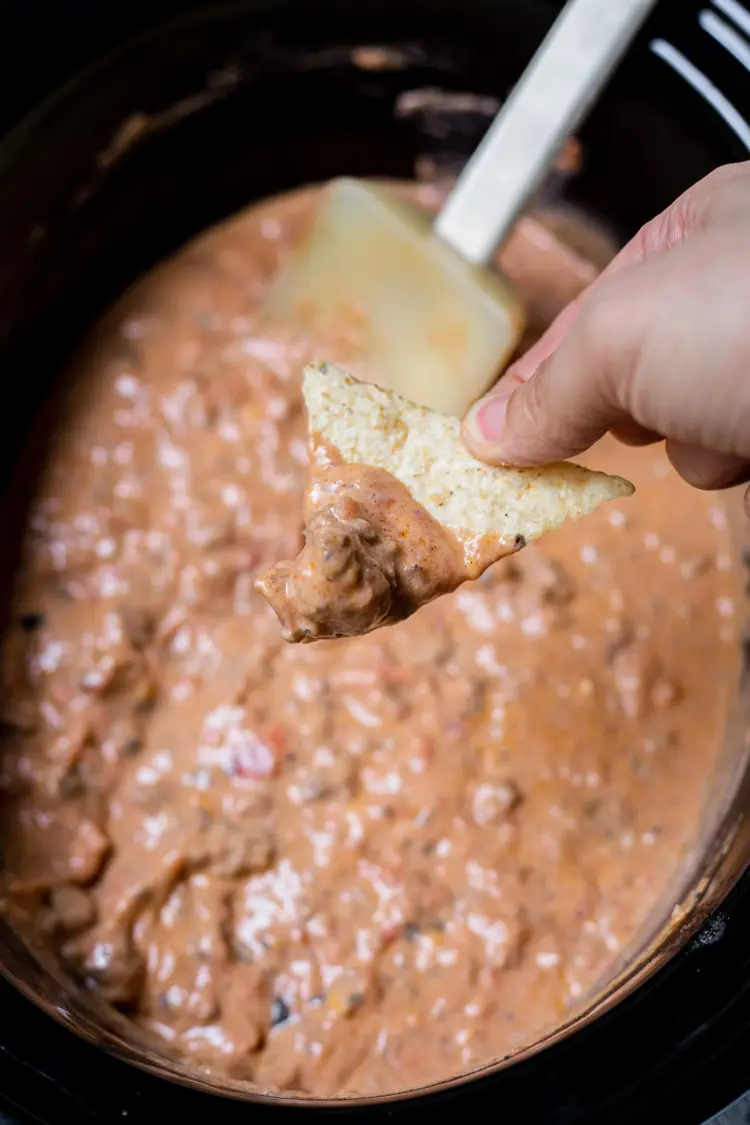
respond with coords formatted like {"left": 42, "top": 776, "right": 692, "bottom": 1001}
{"left": 435, "top": 0, "right": 659, "bottom": 264}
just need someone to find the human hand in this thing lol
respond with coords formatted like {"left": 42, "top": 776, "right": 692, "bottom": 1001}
{"left": 462, "top": 162, "right": 750, "bottom": 514}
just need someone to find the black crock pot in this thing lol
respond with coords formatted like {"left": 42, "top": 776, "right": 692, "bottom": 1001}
{"left": 0, "top": 1, "right": 750, "bottom": 1122}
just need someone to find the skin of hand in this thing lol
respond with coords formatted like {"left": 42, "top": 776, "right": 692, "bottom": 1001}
{"left": 462, "top": 161, "right": 750, "bottom": 516}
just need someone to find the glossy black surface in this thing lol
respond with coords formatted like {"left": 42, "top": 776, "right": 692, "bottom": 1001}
{"left": 0, "top": 0, "right": 748, "bottom": 1121}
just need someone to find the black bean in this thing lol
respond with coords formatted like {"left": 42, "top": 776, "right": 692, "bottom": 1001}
{"left": 271, "top": 996, "right": 291, "bottom": 1027}
{"left": 19, "top": 612, "right": 44, "bottom": 632}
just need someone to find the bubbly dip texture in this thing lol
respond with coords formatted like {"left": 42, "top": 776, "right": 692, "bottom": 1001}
{"left": 256, "top": 362, "right": 632, "bottom": 642}
{"left": 0, "top": 184, "right": 740, "bottom": 1097}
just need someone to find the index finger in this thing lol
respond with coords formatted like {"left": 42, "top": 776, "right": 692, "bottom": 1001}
{"left": 494, "top": 167, "right": 728, "bottom": 393}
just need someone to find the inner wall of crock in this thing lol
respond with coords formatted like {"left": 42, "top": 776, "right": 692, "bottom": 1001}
{"left": 0, "top": 0, "right": 747, "bottom": 1101}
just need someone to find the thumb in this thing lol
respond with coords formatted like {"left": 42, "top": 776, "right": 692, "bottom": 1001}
{"left": 462, "top": 268, "right": 639, "bottom": 466}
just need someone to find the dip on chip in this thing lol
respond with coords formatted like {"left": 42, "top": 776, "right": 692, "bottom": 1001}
{"left": 255, "top": 362, "right": 634, "bottom": 642}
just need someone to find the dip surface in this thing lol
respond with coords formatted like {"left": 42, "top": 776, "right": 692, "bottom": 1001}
{"left": 256, "top": 443, "right": 506, "bottom": 643}
{"left": 0, "top": 185, "right": 740, "bottom": 1097}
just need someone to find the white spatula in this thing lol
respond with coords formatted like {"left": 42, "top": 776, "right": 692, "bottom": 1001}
{"left": 267, "top": 0, "right": 657, "bottom": 416}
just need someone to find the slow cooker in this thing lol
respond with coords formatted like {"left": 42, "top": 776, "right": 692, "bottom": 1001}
{"left": 0, "top": 0, "right": 749, "bottom": 1121}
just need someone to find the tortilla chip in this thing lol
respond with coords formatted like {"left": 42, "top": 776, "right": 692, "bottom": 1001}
{"left": 304, "top": 361, "right": 634, "bottom": 544}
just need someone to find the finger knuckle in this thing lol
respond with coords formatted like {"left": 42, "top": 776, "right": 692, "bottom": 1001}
{"left": 504, "top": 376, "right": 546, "bottom": 459}
{"left": 577, "top": 281, "right": 645, "bottom": 415}
{"left": 574, "top": 292, "right": 612, "bottom": 373}
{"left": 687, "top": 162, "right": 750, "bottom": 230}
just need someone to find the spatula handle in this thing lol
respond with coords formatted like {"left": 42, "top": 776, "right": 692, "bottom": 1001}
{"left": 434, "top": 0, "right": 658, "bottom": 265}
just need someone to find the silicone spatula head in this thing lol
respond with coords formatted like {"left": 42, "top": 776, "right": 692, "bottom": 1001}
{"left": 267, "top": 0, "right": 657, "bottom": 417}
{"left": 266, "top": 178, "right": 525, "bottom": 417}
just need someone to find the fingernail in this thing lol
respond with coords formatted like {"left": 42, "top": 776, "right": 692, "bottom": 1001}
{"left": 466, "top": 394, "right": 510, "bottom": 444}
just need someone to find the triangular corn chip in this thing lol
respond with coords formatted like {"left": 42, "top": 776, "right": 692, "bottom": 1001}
{"left": 256, "top": 362, "right": 633, "bottom": 642}
{"left": 305, "top": 362, "right": 633, "bottom": 542}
